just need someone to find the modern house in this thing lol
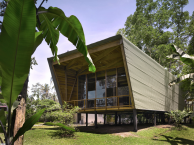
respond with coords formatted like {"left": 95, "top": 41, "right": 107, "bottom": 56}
{"left": 47, "top": 34, "right": 186, "bottom": 131}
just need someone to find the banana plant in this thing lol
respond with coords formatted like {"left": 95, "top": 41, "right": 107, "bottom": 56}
{"left": 0, "top": 0, "right": 96, "bottom": 144}
{"left": 166, "top": 44, "right": 194, "bottom": 87}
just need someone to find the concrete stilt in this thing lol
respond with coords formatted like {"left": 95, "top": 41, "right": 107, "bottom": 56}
{"left": 104, "top": 114, "right": 106, "bottom": 125}
{"left": 133, "top": 109, "right": 137, "bottom": 132}
{"left": 95, "top": 111, "right": 98, "bottom": 128}
{"left": 115, "top": 112, "right": 117, "bottom": 125}
{"left": 154, "top": 112, "right": 156, "bottom": 126}
{"left": 86, "top": 113, "right": 88, "bottom": 127}
{"left": 119, "top": 115, "right": 121, "bottom": 125}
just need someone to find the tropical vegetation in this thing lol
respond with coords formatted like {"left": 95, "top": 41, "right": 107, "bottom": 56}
{"left": 0, "top": 0, "right": 95, "bottom": 144}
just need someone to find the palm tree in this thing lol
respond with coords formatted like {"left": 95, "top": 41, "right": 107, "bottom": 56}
{"left": 41, "top": 84, "right": 50, "bottom": 100}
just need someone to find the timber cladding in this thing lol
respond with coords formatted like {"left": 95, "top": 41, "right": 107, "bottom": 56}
{"left": 48, "top": 34, "right": 186, "bottom": 112}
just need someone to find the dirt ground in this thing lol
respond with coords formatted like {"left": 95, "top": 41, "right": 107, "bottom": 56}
{"left": 76, "top": 124, "right": 174, "bottom": 138}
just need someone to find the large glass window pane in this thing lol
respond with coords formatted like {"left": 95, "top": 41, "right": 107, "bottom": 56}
{"left": 78, "top": 100, "right": 85, "bottom": 108}
{"left": 107, "top": 97, "right": 117, "bottom": 106}
{"left": 78, "top": 75, "right": 86, "bottom": 100}
{"left": 106, "top": 69, "right": 116, "bottom": 97}
{"left": 117, "top": 67, "right": 129, "bottom": 95}
{"left": 96, "top": 71, "right": 105, "bottom": 98}
{"left": 96, "top": 99, "right": 105, "bottom": 107}
{"left": 119, "top": 96, "right": 129, "bottom": 106}
{"left": 87, "top": 73, "right": 96, "bottom": 99}
{"left": 87, "top": 99, "right": 95, "bottom": 108}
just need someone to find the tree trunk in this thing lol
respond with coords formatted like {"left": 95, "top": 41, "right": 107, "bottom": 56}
{"left": 14, "top": 76, "right": 28, "bottom": 145}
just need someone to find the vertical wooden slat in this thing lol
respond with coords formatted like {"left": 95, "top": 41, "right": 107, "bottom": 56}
{"left": 105, "top": 70, "right": 107, "bottom": 109}
{"left": 52, "top": 65, "right": 63, "bottom": 104}
{"left": 77, "top": 75, "right": 78, "bottom": 102}
{"left": 69, "top": 71, "right": 77, "bottom": 101}
{"left": 65, "top": 67, "right": 67, "bottom": 101}
{"left": 86, "top": 74, "right": 88, "bottom": 108}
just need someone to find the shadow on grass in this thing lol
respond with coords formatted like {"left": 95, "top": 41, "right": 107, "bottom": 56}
{"left": 184, "top": 123, "right": 194, "bottom": 128}
{"left": 75, "top": 124, "right": 155, "bottom": 134}
{"left": 153, "top": 135, "right": 194, "bottom": 145}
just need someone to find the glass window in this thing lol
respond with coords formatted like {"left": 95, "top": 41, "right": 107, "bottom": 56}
{"left": 87, "top": 73, "right": 96, "bottom": 99}
{"left": 106, "top": 68, "right": 116, "bottom": 97}
{"left": 78, "top": 75, "right": 86, "bottom": 100}
{"left": 96, "top": 99, "right": 105, "bottom": 107}
{"left": 96, "top": 71, "right": 105, "bottom": 98}
{"left": 117, "top": 67, "right": 129, "bottom": 95}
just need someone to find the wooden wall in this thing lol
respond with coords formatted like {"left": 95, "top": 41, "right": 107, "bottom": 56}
{"left": 54, "top": 64, "right": 78, "bottom": 103}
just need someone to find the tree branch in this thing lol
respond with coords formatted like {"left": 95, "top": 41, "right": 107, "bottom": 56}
{"left": 38, "top": 0, "right": 47, "bottom": 11}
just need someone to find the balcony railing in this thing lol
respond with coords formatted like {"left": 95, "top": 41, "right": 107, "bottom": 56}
{"left": 185, "top": 103, "right": 194, "bottom": 111}
{"left": 66, "top": 95, "right": 133, "bottom": 110}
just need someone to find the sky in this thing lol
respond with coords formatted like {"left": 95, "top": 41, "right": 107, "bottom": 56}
{"left": 28, "top": 0, "right": 194, "bottom": 95}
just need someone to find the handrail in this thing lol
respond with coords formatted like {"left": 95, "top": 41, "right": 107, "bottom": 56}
{"left": 66, "top": 95, "right": 132, "bottom": 110}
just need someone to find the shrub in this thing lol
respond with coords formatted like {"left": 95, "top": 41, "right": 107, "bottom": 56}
{"left": 165, "top": 109, "right": 192, "bottom": 130}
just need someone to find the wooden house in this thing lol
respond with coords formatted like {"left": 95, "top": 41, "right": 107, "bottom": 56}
{"left": 47, "top": 35, "right": 186, "bottom": 131}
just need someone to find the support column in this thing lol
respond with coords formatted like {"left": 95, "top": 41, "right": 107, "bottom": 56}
{"left": 159, "top": 114, "right": 161, "bottom": 123}
{"left": 154, "top": 112, "right": 156, "bottom": 126}
{"left": 104, "top": 114, "right": 106, "bottom": 125}
{"left": 119, "top": 115, "right": 121, "bottom": 125}
{"left": 190, "top": 116, "right": 192, "bottom": 124}
{"left": 133, "top": 109, "right": 137, "bottom": 132}
{"left": 115, "top": 112, "right": 117, "bottom": 125}
{"left": 77, "top": 113, "right": 81, "bottom": 124}
{"left": 146, "top": 113, "right": 148, "bottom": 124}
{"left": 86, "top": 113, "right": 88, "bottom": 127}
{"left": 162, "top": 113, "right": 165, "bottom": 124}
{"left": 95, "top": 111, "right": 98, "bottom": 128}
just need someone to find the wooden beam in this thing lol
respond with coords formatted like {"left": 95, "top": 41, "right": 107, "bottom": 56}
{"left": 79, "top": 58, "right": 123, "bottom": 75}
{"left": 78, "top": 46, "right": 120, "bottom": 75}
{"left": 52, "top": 40, "right": 121, "bottom": 65}
{"left": 52, "top": 65, "right": 63, "bottom": 105}
{"left": 66, "top": 59, "right": 79, "bottom": 69}
{"left": 120, "top": 44, "right": 135, "bottom": 108}
{"left": 69, "top": 71, "right": 77, "bottom": 101}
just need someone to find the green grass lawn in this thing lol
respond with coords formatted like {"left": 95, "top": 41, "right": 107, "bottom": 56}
{"left": 1, "top": 123, "right": 194, "bottom": 145}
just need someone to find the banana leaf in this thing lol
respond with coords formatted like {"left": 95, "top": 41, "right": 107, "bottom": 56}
{"left": 33, "top": 31, "right": 43, "bottom": 55}
{"left": 0, "top": 0, "right": 36, "bottom": 139}
{"left": 37, "top": 7, "right": 96, "bottom": 72}
{"left": 166, "top": 44, "right": 194, "bottom": 67}
{"left": 169, "top": 73, "right": 194, "bottom": 87}
{"left": 11, "top": 108, "right": 46, "bottom": 144}
{"left": 45, "top": 122, "right": 75, "bottom": 132}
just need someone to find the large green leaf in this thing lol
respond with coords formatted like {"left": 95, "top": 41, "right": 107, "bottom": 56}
{"left": 12, "top": 108, "right": 46, "bottom": 144}
{"left": 36, "top": 8, "right": 60, "bottom": 63}
{"left": 32, "top": 31, "right": 43, "bottom": 55}
{"left": 0, "top": 108, "right": 6, "bottom": 133}
{"left": 45, "top": 122, "right": 75, "bottom": 132}
{"left": 166, "top": 44, "right": 194, "bottom": 67}
{"left": 169, "top": 73, "right": 194, "bottom": 87}
{"left": 0, "top": 0, "right": 36, "bottom": 109}
{"left": 37, "top": 7, "right": 96, "bottom": 72}
{"left": 0, "top": 0, "right": 36, "bottom": 139}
